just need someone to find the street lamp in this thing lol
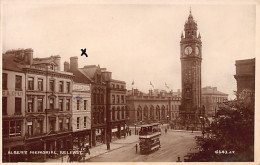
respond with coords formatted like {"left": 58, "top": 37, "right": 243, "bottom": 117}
{"left": 200, "top": 116, "right": 205, "bottom": 138}
{"left": 166, "top": 115, "right": 169, "bottom": 129}
{"left": 134, "top": 124, "right": 137, "bottom": 135}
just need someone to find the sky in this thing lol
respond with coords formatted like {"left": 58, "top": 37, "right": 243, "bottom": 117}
{"left": 2, "top": 1, "right": 257, "bottom": 99}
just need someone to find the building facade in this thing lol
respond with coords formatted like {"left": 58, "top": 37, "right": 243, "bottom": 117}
{"left": 72, "top": 83, "right": 91, "bottom": 148}
{"left": 126, "top": 89, "right": 181, "bottom": 125}
{"left": 201, "top": 86, "right": 228, "bottom": 117}
{"left": 180, "top": 10, "right": 202, "bottom": 127}
{"left": 2, "top": 56, "right": 26, "bottom": 162}
{"left": 102, "top": 70, "right": 127, "bottom": 142}
{"left": 2, "top": 49, "right": 74, "bottom": 162}
{"left": 234, "top": 58, "right": 255, "bottom": 97}
{"left": 65, "top": 57, "right": 107, "bottom": 147}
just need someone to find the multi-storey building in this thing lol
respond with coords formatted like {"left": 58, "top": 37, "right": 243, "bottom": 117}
{"left": 65, "top": 57, "right": 106, "bottom": 147}
{"left": 201, "top": 86, "right": 228, "bottom": 117}
{"left": 234, "top": 58, "right": 255, "bottom": 97}
{"left": 72, "top": 83, "right": 91, "bottom": 148}
{"left": 2, "top": 52, "right": 26, "bottom": 162}
{"left": 102, "top": 70, "right": 127, "bottom": 141}
{"left": 2, "top": 49, "right": 74, "bottom": 162}
{"left": 126, "top": 89, "right": 181, "bottom": 125}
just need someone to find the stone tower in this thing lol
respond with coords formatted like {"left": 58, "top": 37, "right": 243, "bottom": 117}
{"left": 180, "top": 10, "right": 202, "bottom": 126}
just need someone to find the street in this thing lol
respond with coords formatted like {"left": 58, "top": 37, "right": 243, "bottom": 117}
{"left": 88, "top": 130, "right": 200, "bottom": 162}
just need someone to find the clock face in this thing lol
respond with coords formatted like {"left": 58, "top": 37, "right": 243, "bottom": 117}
{"left": 195, "top": 46, "right": 200, "bottom": 55}
{"left": 184, "top": 46, "right": 192, "bottom": 55}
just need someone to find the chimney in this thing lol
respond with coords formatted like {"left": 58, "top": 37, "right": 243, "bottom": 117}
{"left": 24, "top": 48, "right": 33, "bottom": 65}
{"left": 213, "top": 87, "right": 217, "bottom": 92}
{"left": 70, "top": 56, "right": 78, "bottom": 72}
{"left": 53, "top": 55, "right": 61, "bottom": 71}
{"left": 101, "top": 71, "right": 112, "bottom": 81}
{"left": 64, "top": 61, "right": 70, "bottom": 72}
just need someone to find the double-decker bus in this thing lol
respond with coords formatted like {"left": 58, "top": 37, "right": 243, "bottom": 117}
{"left": 139, "top": 123, "right": 161, "bottom": 154}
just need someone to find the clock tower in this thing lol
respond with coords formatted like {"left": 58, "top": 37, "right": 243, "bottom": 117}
{"left": 180, "top": 10, "right": 202, "bottom": 126}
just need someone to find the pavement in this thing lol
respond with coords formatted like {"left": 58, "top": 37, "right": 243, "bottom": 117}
{"left": 45, "top": 134, "right": 139, "bottom": 162}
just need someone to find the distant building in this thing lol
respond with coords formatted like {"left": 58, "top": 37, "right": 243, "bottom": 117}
{"left": 234, "top": 58, "right": 255, "bottom": 96}
{"left": 102, "top": 70, "right": 127, "bottom": 141}
{"left": 201, "top": 86, "right": 228, "bottom": 117}
{"left": 126, "top": 89, "right": 181, "bottom": 125}
{"left": 2, "top": 49, "right": 74, "bottom": 162}
{"left": 72, "top": 83, "right": 91, "bottom": 148}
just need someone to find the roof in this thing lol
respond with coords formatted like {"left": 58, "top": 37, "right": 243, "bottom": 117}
{"left": 33, "top": 56, "right": 59, "bottom": 65}
{"left": 71, "top": 69, "right": 93, "bottom": 84}
{"left": 2, "top": 54, "right": 24, "bottom": 72}
{"left": 235, "top": 58, "right": 255, "bottom": 65}
{"left": 140, "top": 123, "right": 161, "bottom": 128}
{"left": 81, "top": 65, "right": 99, "bottom": 79}
{"left": 202, "top": 90, "right": 228, "bottom": 96}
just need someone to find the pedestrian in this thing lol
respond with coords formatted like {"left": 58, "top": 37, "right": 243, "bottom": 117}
{"left": 129, "top": 130, "right": 131, "bottom": 136}
{"left": 135, "top": 144, "right": 138, "bottom": 153}
{"left": 165, "top": 128, "right": 167, "bottom": 134}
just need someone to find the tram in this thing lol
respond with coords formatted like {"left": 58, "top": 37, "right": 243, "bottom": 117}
{"left": 139, "top": 123, "right": 161, "bottom": 154}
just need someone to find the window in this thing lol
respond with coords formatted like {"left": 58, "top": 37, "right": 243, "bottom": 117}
{"left": 15, "top": 75, "right": 22, "bottom": 90}
{"left": 84, "top": 100, "right": 87, "bottom": 110}
{"left": 49, "top": 80, "right": 54, "bottom": 91}
{"left": 37, "top": 120, "right": 43, "bottom": 134}
{"left": 38, "top": 78, "right": 43, "bottom": 91}
{"left": 84, "top": 117, "right": 87, "bottom": 128}
{"left": 66, "top": 99, "right": 70, "bottom": 111}
{"left": 77, "top": 100, "right": 80, "bottom": 110}
{"left": 3, "top": 121, "right": 9, "bottom": 138}
{"left": 59, "top": 81, "right": 64, "bottom": 92}
{"left": 10, "top": 121, "right": 22, "bottom": 137}
{"left": 112, "top": 84, "right": 115, "bottom": 88}
{"left": 59, "top": 119, "right": 63, "bottom": 131}
{"left": 59, "top": 99, "right": 63, "bottom": 111}
{"left": 49, "top": 98, "right": 54, "bottom": 109}
{"left": 121, "top": 95, "right": 124, "bottom": 104}
{"left": 101, "top": 94, "right": 104, "bottom": 104}
{"left": 66, "top": 118, "right": 70, "bottom": 130}
{"left": 121, "top": 85, "right": 124, "bottom": 89}
{"left": 96, "top": 93, "right": 100, "bottom": 104}
{"left": 2, "top": 97, "right": 7, "bottom": 115}
{"left": 112, "top": 108, "right": 115, "bottom": 120}
{"left": 28, "top": 77, "right": 34, "bottom": 90}
{"left": 121, "top": 107, "right": 124, "bottom": 119}
{"left": 117, "top": 107, "right": 120, "bottom": 120}
{"left": 112, "top": 95, "right": 115, "bottom": 104}
{"left": 77, "top": 117, "right": 80, "bottom": 129}
{"left": 27, "top": 121, "right": 33, "bottom": 136}
{"left": 2, "top": 73, "right": 7, "bottom": 89}
{"left": 28, "top": 97, "right": 34, "bottom": 113}
{"left": 116, "top": 85, "right": 119, "bottom": 89}
{"left": 50, "top": 64, "right": 54, "bottom": 70}
{"left": 15, "top": 98, "right": 22, "bottom": 115}
{"left": 117, "top": 95, "right": 120, "bottom": 104}
{"left": 37, "top": 98, "right": 43, "bottom": 112}
{"left": 66, "top": 82, "right": 70, "bottom": 93}
{"left": 49, "top": 118, "right": 56, "bottom": 132}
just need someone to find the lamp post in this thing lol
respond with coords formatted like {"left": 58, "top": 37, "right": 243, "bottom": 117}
{"left": 166, "top": 115, "right": 169, "bottom": 129}
{"left": 200, "top": 116, "right": 205, "bottom": 138}
{"left": 134, "top": 124, "right": 137, "bottom": 135}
